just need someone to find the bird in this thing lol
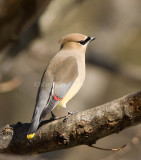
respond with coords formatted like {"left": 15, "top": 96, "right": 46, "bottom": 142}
{"left": 27, "top": 33, "right": 96, "bottom": 140}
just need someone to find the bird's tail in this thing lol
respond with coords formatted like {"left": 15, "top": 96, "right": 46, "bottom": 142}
{"left": 27, "top": 117, "right": 40, "bottom": 140}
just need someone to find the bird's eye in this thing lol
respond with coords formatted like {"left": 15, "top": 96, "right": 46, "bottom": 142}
{"left": 78, "top": 41, "right": 85, "bottom": 45}
{"left": 78, "top": 37, "right": 91, "bottom": 45}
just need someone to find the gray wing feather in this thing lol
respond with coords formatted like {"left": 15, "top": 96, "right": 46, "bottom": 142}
{"left": 54, "top": 82, "right": 73, "bottom": 98}
{"left": 33, "top": 56, "right": 78, "bottom": 121}
{"left": 40, "top": 82, "right": 73, "bottom": 119}
{"left": 32, "top": 69, "right": 52, "bottom": 121}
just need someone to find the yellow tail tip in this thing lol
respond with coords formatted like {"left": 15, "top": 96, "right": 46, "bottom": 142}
{"left": 27, "top": 133, "right": 35, "bottom": 140}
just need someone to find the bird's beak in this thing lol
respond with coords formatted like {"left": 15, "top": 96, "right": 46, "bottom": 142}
{"left": 90, "top": 37, "right": 96, "bottom": 41}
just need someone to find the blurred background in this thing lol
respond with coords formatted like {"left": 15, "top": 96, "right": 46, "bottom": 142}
{"left": 0, "top": 0, "right": 141, "bottom": 159}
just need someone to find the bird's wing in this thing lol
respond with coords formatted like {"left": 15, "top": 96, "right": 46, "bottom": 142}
{"left": 31, "top": 67, "right": 52, "bottom": 122}
{"left": 34, "top": 55, "right": 78, "bottom": 121}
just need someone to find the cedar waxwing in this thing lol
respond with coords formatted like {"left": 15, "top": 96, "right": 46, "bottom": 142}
{"left": 27, "top": 33, "right": 96, "bottom": 139}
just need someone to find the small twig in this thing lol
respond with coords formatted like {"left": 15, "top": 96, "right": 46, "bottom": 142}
{"left": 102, "top": 128, "right": 141, "bottom": 160}
{"left": 88, "top": 144, "right": 126, "bottom": 151}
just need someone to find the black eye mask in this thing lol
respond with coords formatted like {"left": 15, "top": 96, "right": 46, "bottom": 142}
{"left": 78, "top": 37, "right": 91, "bottom": 45}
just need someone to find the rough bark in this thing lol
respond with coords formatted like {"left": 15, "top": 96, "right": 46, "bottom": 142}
{"left": 0, "top": 91, "right": 141, "bottom": 154}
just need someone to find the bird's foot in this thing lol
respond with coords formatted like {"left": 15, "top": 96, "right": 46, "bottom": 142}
{"left": 50, "top": 112, "right": 58, "bottom": 121}
{"left": 68, "top": 110, "right": 78, "bottom": 115}
{"left": 50, "top": 116, "right": 59, "bottom": 121}
{"left": 63, "top": 110, "right": 78, "bottom": 122}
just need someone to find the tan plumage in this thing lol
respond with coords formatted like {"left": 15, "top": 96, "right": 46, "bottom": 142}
{"left": 27, "top": 33, "right": 95, "bottom": 139}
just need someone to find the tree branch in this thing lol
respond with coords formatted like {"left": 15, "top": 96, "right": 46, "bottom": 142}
{"left": 0, "top": 91, "right": 141, "bottom": 154}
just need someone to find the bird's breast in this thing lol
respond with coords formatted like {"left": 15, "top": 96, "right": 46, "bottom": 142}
{"left": 56, "top": 58, "right": 85, "bottom": 108}
{"left": 56, "top": 76, "right": 85, "bottom": 108}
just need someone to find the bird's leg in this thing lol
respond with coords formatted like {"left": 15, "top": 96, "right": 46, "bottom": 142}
{"left": 65, "top": 107, "right": 76, "bottom": 114}
{"left": 50, "top": 111, "right": 58, "bottom": 120}
{"left": 63, "top": 108, "right": 78, "bottom": 122}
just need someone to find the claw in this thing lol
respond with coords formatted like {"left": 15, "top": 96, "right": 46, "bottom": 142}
{"left": 50, "top": 111, "right": 58, "bottom": 120}
{"left": 63, "top": 110, "right": 78, "bottom": 122}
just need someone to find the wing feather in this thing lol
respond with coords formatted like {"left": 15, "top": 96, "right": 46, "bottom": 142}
{"left": 35, "top": 55, "right": 78, "bottom": 121}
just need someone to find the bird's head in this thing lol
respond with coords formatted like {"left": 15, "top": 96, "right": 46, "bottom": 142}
{"left": 59, "top": 33, "right": 96, "bottom": 52}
